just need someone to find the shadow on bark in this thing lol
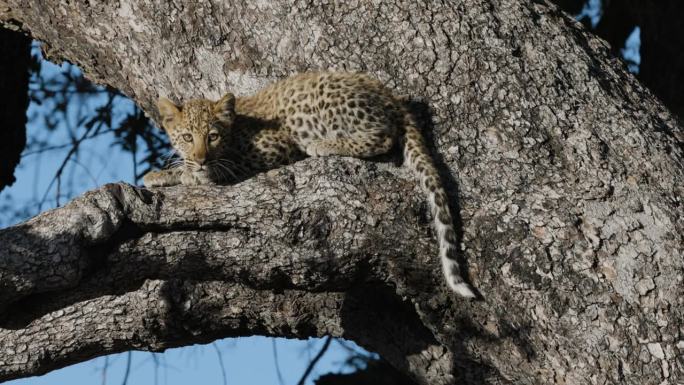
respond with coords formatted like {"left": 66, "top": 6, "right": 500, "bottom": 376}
{"left": 0, "top": 27, "right": 30, "bottom": 192}
{"left": 315, "top": 358, "right": 419, "bottom": 385}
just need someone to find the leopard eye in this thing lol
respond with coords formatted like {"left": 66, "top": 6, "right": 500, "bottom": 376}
{"left": 208, "top": 132, "right": 219, "bottom": 142}
{"left": 182, "top": 133, "right": 193, "bottom": 142}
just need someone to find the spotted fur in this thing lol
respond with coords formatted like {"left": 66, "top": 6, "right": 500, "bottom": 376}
{"left": 144, "top": 72, "right": 475, "bottom": 297}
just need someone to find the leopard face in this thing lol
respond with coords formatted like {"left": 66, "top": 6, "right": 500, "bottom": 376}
{"left": 157, "top": 93, "right": 236, "bottom": 182}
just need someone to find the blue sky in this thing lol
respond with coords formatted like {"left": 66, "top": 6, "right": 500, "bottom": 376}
{"left": 578, "top": 0, "right": 603, "bottom": 27}
{"left": 622, "top": 26, "right": 641, "bottom": 74}
{"left": 1, "top": 45, "right": 371, "bottom": 385}
{"left": 5, "top": 337, "right": 368, "bottom": 385}
{"left": 0, "top": 46, "right": 141, "bottom": 225}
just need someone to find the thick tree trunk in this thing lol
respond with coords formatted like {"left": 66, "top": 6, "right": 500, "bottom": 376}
{"left": 0, "top": 24, "right": 30, "bottom": 192}
{"left": 1, "top": 1, "right": 683, "bottom": 384}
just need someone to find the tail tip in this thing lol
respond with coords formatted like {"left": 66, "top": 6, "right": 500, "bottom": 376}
{"left": 450, "top": 282, "right": 477, "bottom": 298}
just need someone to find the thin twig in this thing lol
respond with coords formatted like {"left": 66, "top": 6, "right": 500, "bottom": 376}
{"left": 162, "top": 354, "right": 168, "bottom": 385}
{"left": 21, "top": 127, "right": 117, "bottom": 157}
{"left": 101, "top": 355, "right": 109, "bottom": 385}
{"left": 131, "top": 133, "right": 138, "bottom": 184}
{"left": 55, "top": 171, "right": 61, "bottom": 207}
{"left": 211, "top": 342, "right": 228, "bottom": 385}
{"left": 37, "top": 96, "right": 115, "bottom": 211}
{"left": 151, "top": 353, "right": 159, "bottom": 385}
{"left": 271, "top": 338, "right": 286, "bottom": 385}
{"left": 120, "top": 351, "right": 132, "bottom": 385}
{"left": 69, "top": 157, "right": 100, "bottom": 188}
{"left": 297, "top": 336, "right": 333, "bottom": 385}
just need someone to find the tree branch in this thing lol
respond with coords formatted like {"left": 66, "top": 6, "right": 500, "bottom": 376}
{"left": 0, "top": 159, "right": 457, "bottom": 384}
{"left": 297, "top": 336, "right": 333, "bottom": 385}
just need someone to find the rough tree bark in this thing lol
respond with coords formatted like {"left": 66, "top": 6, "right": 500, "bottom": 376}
{"left": 1, "top": 1, "right": 683, "bottom": 384}
{"left": 0, "top": 25, "right": 30, "bottom": 192}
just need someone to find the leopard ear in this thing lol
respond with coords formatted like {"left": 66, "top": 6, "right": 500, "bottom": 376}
{"left": 157, "top": 97, "right": 181, "bottom": 129}
{"left": 213, "top": 92, "right": 236, "bottom": 124}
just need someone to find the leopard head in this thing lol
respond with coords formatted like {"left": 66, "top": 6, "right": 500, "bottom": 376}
{"left": 156, "top": 93, "right": 236, "bottom": 182}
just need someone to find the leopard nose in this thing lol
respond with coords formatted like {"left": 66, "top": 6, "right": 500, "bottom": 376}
{"left": 195, "top": 156, "right": 206, "bottom": 165}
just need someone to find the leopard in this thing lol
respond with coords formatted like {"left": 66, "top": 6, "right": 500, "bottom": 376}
{"left": 143, "top": 71, "right": 475, "bottom": 298}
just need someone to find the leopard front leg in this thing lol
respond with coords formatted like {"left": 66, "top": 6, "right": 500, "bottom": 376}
{"left": 179, "top": 169, "right": 216, "bottom": 186}
{"left": 143, "top": 168, "right": 183, "bottom": 187}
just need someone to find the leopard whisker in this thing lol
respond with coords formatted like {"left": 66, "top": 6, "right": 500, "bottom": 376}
{"left": 210, "top": 160, "right": 238, "bottom": 180}
{"left": 216, "top": 158, "right": 248, "bottom": 176}
{"left": 165, "top": 159, "right": 185, "bottom": 169}
{"left": 219, "top": 162, "right": 246, "bottom": 177}
{"left": 184, "top": 160, "right": 202, "bottom": 171}
{"left": 161, "top": 149, "right": 178, "bottom": 161}
{"left": 213, "top": 166, "right": 230, "bottom": 182}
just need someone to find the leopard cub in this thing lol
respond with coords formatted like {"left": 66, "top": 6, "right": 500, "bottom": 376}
{"left": 144, "top": 72, "right": 475, "bottom": 297}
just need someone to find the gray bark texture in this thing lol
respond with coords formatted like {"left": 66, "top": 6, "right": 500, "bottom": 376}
{"left": 1, "top": 1, "right": 684, "bottom": 384}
